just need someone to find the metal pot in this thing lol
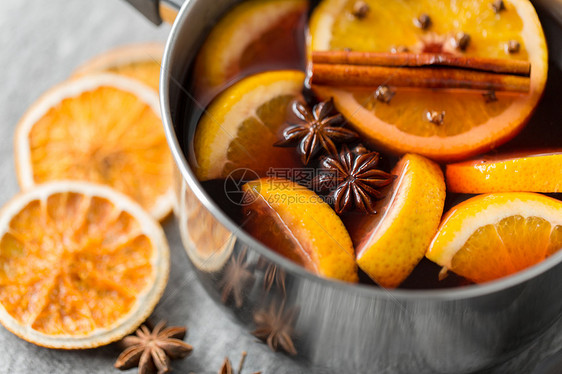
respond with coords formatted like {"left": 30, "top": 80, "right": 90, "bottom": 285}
{"left": 125, "top": 1, "right": 562, "bottom": 372}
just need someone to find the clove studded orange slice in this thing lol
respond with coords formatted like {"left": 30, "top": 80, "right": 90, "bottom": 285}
{"left": 193, "top": 0, "right": 308, "bottom": 97}
{"left": 427, "top": 192, "right": 562, "bottom": 283}
{"left": 73, "top": 43, "right": 164, "bottom": 91}
{"left": 193, "top": 70, "right": 303, "bottom": 181}
{"left": 346, "top": 154, "right": 446, "bottom": 288}
{"left": 0, "top": 181, "right": 169, "bottom": 348}
{"left": 242, "top": 178, "right": 358, "bottom": 282}
{"left": 446, "top": 150, "right": 562, "bottom": 193}
{"left": 14, "top": 74, "right": 174, "bottom": 221}
{"left": 309, "top": 0, "right": 548, "bottom": 161}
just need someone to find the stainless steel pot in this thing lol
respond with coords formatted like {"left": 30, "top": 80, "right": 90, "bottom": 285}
{"left": 125, "top": 1, "right": 562, "bottom": 372}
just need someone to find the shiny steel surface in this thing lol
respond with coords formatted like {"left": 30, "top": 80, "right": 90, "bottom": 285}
{"left": 159, "top": 1, "right": 562, "bottom": 372}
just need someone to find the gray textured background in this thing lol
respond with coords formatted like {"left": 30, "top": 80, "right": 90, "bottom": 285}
{"left": 0, "top": 1, "right": 561, "bottom": 373}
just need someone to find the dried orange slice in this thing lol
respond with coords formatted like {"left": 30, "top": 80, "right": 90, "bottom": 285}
{"left": 309, "top": 0, "right": 548, "bottom": 161}
{"left": 193, "top": 70, "right": 303, "bottom": 181}
{"left": 242, "top": 178, "right": 358, "bottom": 282}
{"left": 193, "top": 0, "right": 308, "bottom": 97}
{"left": 346, "top": 154, "right": 446, "bottom": 288}
{"left": 73, "top": 43, "right": 164, "bottom": 91}
{"left": 427, "top": 192, "right": 562, "bottom": 283}
{"left": 0, "top": 181, "right": 169, "bottom": 348}
{"left": 446, "top": 150, "right": 562, "bottom": 193}
{"left": 15, "top": 74, "right": 174, "bottom": 221}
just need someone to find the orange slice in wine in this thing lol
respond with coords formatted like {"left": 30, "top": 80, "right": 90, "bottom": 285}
{"left": 242, "top": 177, "right": 358, "bottom": 282}
{"left": 346, "top": 154, "right": 446, "bottom": 288}
{"left": 193, "top": 0, "right": 308, "bottom": 97}
{"left": 446, "top": 150, "right": 562, "bottom": 193}
{"left": 309, "top": 0, "right": 548, "bottom": 161}
{"left": 427, "top": 192, "right": 562, "bottom": 283}
{"left": 192, "top": 70, "right": 304, "bottom": 181}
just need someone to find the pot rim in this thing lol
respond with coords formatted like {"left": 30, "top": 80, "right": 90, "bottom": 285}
{"left": 159, "top": 0, "right": 562, "bottom": 302}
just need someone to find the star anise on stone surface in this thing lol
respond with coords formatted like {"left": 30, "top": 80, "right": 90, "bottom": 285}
{"left": 219, "top": 352, "right": 262, "bottom": 374}
{"left": 275, "top": 99, "right": 358, "bottom": 165}
{"left": 315, "top": 145, "right": 395, "bottom": 214}
{"left": 219, "top": 247, "right": 255, "bottom": 308}
{"left": 115, "top": 321, "right": 193, "bottom": 374}
{"left": 252, "top": 300, "right": 299, "bottom": 356}
{"left": 219, "top": 357, "right": 234, "bottom": 374}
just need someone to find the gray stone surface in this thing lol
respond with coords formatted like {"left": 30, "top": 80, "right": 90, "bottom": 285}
{"left": 0, "top": 1, "right": 560, "bottom": 373}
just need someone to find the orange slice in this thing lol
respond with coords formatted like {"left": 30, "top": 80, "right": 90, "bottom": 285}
{"left": 446, "top": 150, "right": 562, "bottom": 193}
{"left": 242, "top": 178, "right": 358, "bottom": 282}
{"left": 193, "top": 0, "right": 308, "bottom": 97}
{"left": 427, "top": 192, "right": 562, "bottom": 283}
{"left": 0, "top": 181, "right": 169, "bottom": 348}
{"left": 14, "top": 74, "right": 174, "bottom": 221}
{"left": 192, "top": 70, "right": 303, "bottom": 181}
{"left": 73, "top": 43, "right": 164, "bottom": 91}
{"left": 346, "top": 154, "right": 446, "bottom": 288}
{"left": 309, "top": 0, "right": 548, "bottom": 161}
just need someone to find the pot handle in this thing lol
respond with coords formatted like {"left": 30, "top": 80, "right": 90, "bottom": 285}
{"left": 123, "top": 0, "right": 184, "bottom": 25}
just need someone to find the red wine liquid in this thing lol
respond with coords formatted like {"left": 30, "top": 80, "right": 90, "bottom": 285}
{"left": 179, "top": 1, "right": 562, "bottom": 290}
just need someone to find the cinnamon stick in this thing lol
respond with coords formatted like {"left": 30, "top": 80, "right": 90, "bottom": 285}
{"left": 311, "top": 64, "right": 531, "bottom": 93}
{"left": 312, "top": 51, "right": 531, "bottom": 76}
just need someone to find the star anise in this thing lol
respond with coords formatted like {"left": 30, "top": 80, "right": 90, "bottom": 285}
{"left": 219, "top": 247, "right": 255, "bottom": 308}
{"left": 315, "top": 145, "right": 395, "bottom": 214}
{"left": 256, "top": 257, "right": 286, "bottom": 295}
{"left": 115, "top": 321, "right": 193, "bottom": 374}
{"left": 275, "top": 99, "right": 358, "bottom": 165}
{"left": 252, "top": 300, "right": 299, "bottom": 356}
{"left": 219, "top": 352, "right": 261, "bottom": 374}
{"left": 219, "top": 357, "right": 234, "bottom": 374}
{"left": 264, "top": 263, "right": 286, "bottom": 295}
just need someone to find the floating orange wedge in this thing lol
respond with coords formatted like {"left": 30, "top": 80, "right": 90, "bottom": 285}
{"left": 73, "top": 43, "right": 164, "bottom": 91}
{"left": 446, "top": 150, "right": 562, "bottom": 193}
{"left": 427, "top": 192, "right": 562, "bottom": 283}
{"left": 309, "top": 0, "right": 548, "bottom": 161}
{"left": 346, "top": 154, "right": 446, "bottom": 288}
{"left": 14, "top": 74, "right": 174, "bottom": 221}
{"left": 242, "top": 178, "right": 358, "bottom": 282}
{"left": 193, "top": 0, "right": 308, "bottom": 97}
{"left": 0, "top": 182, "right": 169, "bottom": 348}
{"left": 192, "top": 70, "right": 303, "bottom": 181}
